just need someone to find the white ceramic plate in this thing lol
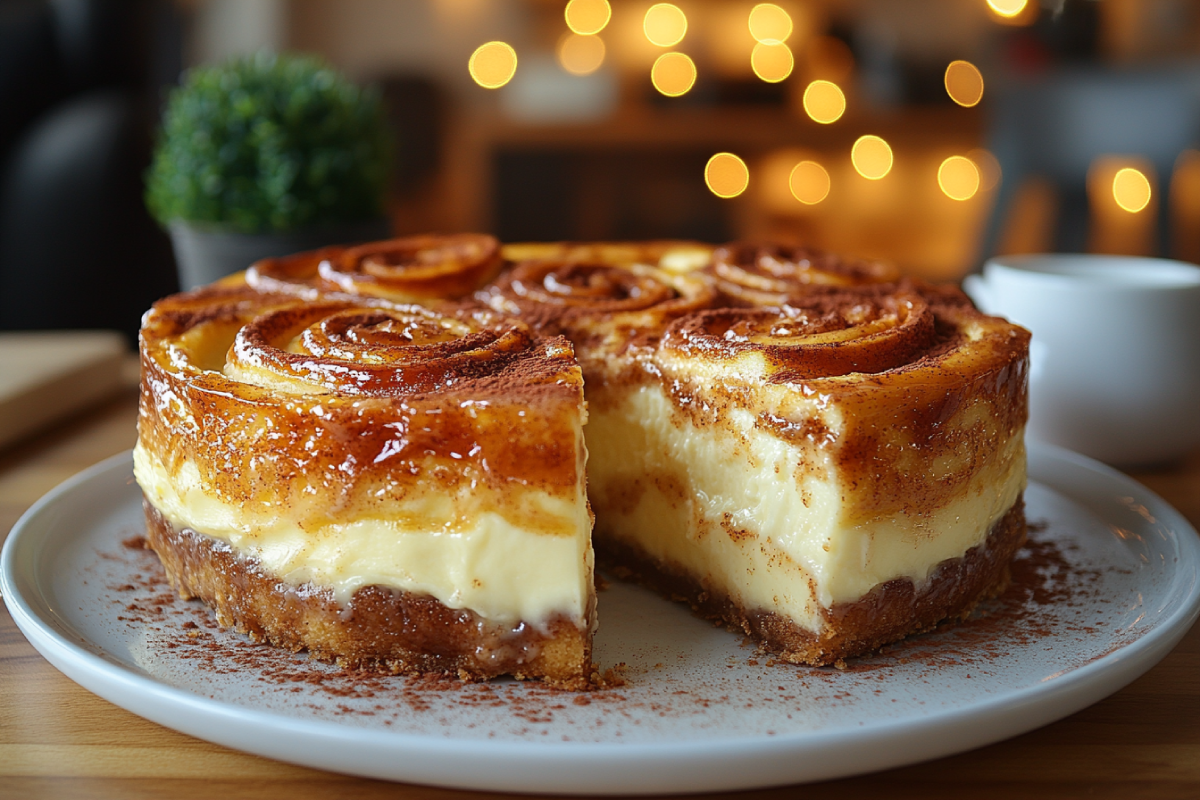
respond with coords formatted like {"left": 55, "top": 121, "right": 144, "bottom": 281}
{"left": 3, "top": 443, "right": 1199, "bottom": 794}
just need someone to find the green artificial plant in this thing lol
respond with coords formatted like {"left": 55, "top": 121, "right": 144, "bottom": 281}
{"left": 146, "top": 52, "right": 391, "bottom": 233}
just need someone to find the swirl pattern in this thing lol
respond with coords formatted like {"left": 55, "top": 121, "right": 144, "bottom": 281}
{"left": 708, "top": 242, "right": 901, "bottom": 307}
{"left": 506, "top": 261, "right": 678, "bottom": 311}
{"left": 226, "top": 302, "right": 539, "bottom": 397}
{"left": 138, "top": 284, "right": 583, "bottom": 505}
{"left": 247, "top": 233, "right": 502, "bottom": 303}
{"left": 478, "top": 244, "right": 717, "bottom": 343}
{"left": 662, "top": 287, "right": 935, "bottom": 380}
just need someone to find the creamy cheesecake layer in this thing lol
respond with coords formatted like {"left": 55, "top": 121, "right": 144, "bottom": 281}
{"left": 134, "top": 442, "right": 594, "bottom": 630}
{"left": 587, "top": 382, "right": 1025, "bottom": 632}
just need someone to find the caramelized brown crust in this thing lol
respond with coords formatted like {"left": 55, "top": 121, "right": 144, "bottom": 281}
{"left": 138, "top": 282, "right": 587, "bottom": 521}
{"left": 597, "top": 497, "right": 1026, "bottom": 666}
{"left": 475, "top": 242, "right": 718, "bottom": 369}
{"left": 708, "top": 242, "right": 902, "bottom": 306}
{"left": 662, "top": 283, "right": 938, "bottom": 379}
{"left": 247, "top": 233, "right": 503, "bottom": 303}
{"left": 144, "top": 502, "right": 594, "bottom": 689}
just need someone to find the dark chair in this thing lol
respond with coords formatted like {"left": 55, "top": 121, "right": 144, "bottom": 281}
{"left": 0, "top": 0, "right": 181, "bottom": 343}
{"left": 0, "top": 90, "right": 177, "bottom": 337}
{"left": 978, "top": 65, "right": 1200, "bottom": 265}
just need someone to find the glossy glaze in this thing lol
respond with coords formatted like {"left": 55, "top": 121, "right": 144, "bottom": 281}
{"left": 247, "top": 233, "right": 503, "bottom": 303}
{"left": 138, "top": 282, "right": 586, "bottom": 531}
{"left": 708, "top": 242, "right": 902, "bottom": 306}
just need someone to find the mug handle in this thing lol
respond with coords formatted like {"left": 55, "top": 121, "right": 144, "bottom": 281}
{"left": 961, "top": 274, "right": 991, "bottom": 312}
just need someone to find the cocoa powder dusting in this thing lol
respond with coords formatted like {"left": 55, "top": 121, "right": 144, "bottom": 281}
{"left": 99, "top": 516, "right": 1119, "bottom": 730}
{"left": 103, "top": 539, "right": 630, "bottom": 727}
{"left": 837, "top": 519, "right": 1106, "bottom": 674}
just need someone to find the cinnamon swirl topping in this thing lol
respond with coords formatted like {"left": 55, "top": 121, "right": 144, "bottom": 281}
{"left": 138, "top": 284, "right": 584, "bottom": 506}
{"left": 247, "top": 233, "right": 502, "bottom": 303}
{"left": 510, "top": 261, "right": 679, "bottom": 310}
{"left": 479, "top": 253, "right": 717, "bottom": 340}
{"left": 226, "top": 302, "right": 538, "bottom": 397}
{"left": 663, "top": 287, "right": 936, "bottom": 380}
{"left": 709, "top": 242, "right": 901, "bottom": 307}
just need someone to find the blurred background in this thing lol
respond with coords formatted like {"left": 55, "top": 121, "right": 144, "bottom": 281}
{"left": 2, "top": 0, "right": 1200, "bottom": 340}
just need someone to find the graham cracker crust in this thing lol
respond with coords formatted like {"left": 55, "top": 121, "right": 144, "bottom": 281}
{"left": 596, "top": 496, "right": 1027, "bottom": 666}
{"left": 143, "top": 501, "right": 594, "bottom": 689}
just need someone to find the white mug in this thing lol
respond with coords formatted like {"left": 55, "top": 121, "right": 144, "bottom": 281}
{"left": 963, "top": 254, "right": 1200, "bottom": 467}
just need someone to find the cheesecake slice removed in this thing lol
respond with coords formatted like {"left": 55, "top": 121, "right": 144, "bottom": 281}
{"left": 134, "top": 281, "right": 596, "bottom": 688}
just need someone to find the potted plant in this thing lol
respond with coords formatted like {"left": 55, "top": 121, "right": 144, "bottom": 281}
{"left": 146, "top": 51, "right": 392, "bottom": 289}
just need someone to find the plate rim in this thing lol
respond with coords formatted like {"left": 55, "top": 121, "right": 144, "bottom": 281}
{"left": 3, "top": 443, "right": 1199, "bottom": 794}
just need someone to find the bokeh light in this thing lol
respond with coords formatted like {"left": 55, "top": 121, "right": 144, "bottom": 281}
{"left": 564, "top": 0, "right": 611, "bottom": 36}
{"left": 1088, "top": 157, "right": 1156, "bottom": 254}
{"left": 706, "top": 152, "right": 749, "bottom": 198}
{"left": 802, "top": 80, "right": 845, "bottom": 124}
{"left": 938, "top": 156, "right": 980, "bottom": 201}
{"left": 1113, "top": 167, "right": 1152, "bottom": 212}
{"left": 644, "top": 3, "right": 687, "bottom": 47}
{"left": 851, "top": 135, "right": 893, "bottom": 180}
{"left": 987, "top": 0, "right": 1028, "bottom": 18}
{"left": 748, "top": 4, "right": 793, "bottom": 43}
{"left": 790, "top": 160, "right": 830, "bottom": 204}
{"left": 558, "top": 32, "right": 606, "bottom": 75}
{"left": 944, "top": 60, "right": 984, "bottom": 107}
{"left": 651, "top": 51, "right": 696, "bottom": 96}
{"left": 751, "top": 41, "right": 793, "bottom": 83}
{"left": 469, "top": 41, "right": 517, "bottom": 89}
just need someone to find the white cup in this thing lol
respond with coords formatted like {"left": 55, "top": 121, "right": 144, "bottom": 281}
{"left": 963, "top": 254, "right": 1200, "bottom": 467}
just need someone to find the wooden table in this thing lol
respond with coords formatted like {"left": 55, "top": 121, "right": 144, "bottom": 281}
{"left": 2, "top": 391, "right": 1198, "bottom": 800}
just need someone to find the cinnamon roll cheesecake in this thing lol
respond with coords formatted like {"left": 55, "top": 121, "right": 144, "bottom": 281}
{"left": 135, "top": 233, "right": 1029, "bottom": 681}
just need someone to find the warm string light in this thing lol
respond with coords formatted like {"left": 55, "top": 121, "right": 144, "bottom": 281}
{"left": 748, "top": 4, "right": 792, "bottom": 43}
{"left": 987, "top": 0, "right": 1028, "bottom": 18}
{"left": 944, "top": 60, "right": 984, "bottom": 107}
{"left": 1088, "top": 157, "right": 1156, "bottom": 254}
{"left": 852, "top": 135, "right": 893, "bottom": 180}
{"left": 468, "top": 41, "right": 517, "bottom": 88}
{"left": 790, "top": 160, "right": 830, "bottom": 204}
{"left": 644, "top": 3, "right": 687, "bottom": 47}
{"left": 747, "top": 4, "right": 792, "bottom": 84}
{"left": 987, "top": 0, "right": 1036, "bottom": 25}
{"left": 751, "top": 41, "right": 793, "bottom": 82}
{"left": 706, "top": 152, "right": 749, "bottom": 198}
{"left": 558, "top": 32, "right": 606, "bottom": 75}
{"left": 802, "top": 80, "right": 845, "bottom": 123}
{"left": 564, "top": 0, "right": 611, "bottom": 35}
{"left": 651, "top": 52, "right": 696, "bottom": 96}
{"left": 1113, "top": 167, "right": 1152, "bottom": 212}
{"left": 938, "top": 156, "right": 980, "bottom": 201}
